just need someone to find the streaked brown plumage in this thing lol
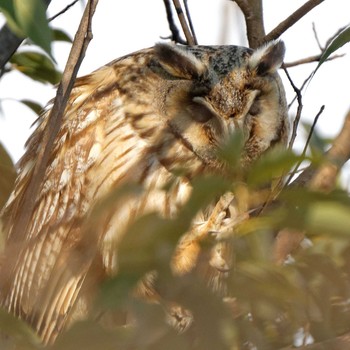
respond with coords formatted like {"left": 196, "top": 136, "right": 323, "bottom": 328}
{"left": 0, "top": 41, "right": 288, "bottom": 344}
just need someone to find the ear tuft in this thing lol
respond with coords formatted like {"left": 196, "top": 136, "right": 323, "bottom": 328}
{"left": 249, "top": 41, "right": 285, "bottom": 76}
{"left": 155, "top": 43, "right": 207, "bottom": 80}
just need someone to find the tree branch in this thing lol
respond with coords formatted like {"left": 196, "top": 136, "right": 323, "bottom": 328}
{"left": 264, "top": 0, "right": 326, "bottom": 43}
{"left": 233, "top": 0, "right": 265, "bottom": 48}
{"left": 7, "top": 0, "right": 99, "bottom": 244}
{"left": 172, "top": 0, "right": 196, "bottom": 45}
{"left": 162, "top": 0, "right": 186, "bottom": 44}
{"left": 284, "top": 53, "right": 345, "bottom": 68}
{"left": 293, "top": 108, "right": 350, "bottom": 190}
{"left": 274, "top": 107, "right": 349, "bottom": 265}
{"left": 309, "top": 108, "right": 350, "bottom": 191}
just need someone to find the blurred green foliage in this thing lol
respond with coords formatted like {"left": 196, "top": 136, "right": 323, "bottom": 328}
{"left": 1, "top": 139, "right": 350, "bottom": 350}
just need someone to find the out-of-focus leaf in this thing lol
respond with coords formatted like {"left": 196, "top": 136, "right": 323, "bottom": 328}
{"left": 247, "top": 147, "right": 300, "bottom": 187}
{"left": 178, "top": 175, "right": 232, "bottom": 222}
{"left": 306, "top": 201, "right": 350, "bottom": 236}
{"left": 0, "top": 308, "right": 40, "bottom": 349}
{"left": 0, "top": 0, "right": 52, "bottom": 56}
{"left": 51, "top": 320, "right": 131, "bottom": 350}
{"left": 10, "top": 51, "right": 61, "bottom": 84}
{"left": 218, "top": 130, "right": 244, "bottom": 170}
{"left": 302, "top": 122, "right": 331, "bottom": 156}
{"left": 53, "top": 28, "right": 72, "bottom": 43}
{"left": 277, "top": 188, "right": 350, "bottom": 234}
{"left": 0, "top": 0, "right": 23, "bottom": 36}
{"left": 315, "top": 25, "right": 350, "bottom": 73}
{"left": 19, "top": 99, "right": 43, "bottom": 115}
{"left": 118, "top": 213, "right": 179, "bottom": 276}
{"left": 0, "top": 143, "right": 16, "bottom": 210}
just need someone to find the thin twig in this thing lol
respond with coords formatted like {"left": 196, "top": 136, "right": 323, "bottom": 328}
{"left": 162, "top": 0, "right": 186, "bottom": 44}
{"left": 7, "top": 0, "right": 99, "bottom": 243}
{"left": 184, "top": 0, "right": 198, "bottom": 45}
{"left": 293, "top": 108, "right": 350, "bottom": 190}
{"left": 264, "top": 0, "right": 325, "bottom": 43}
{"left": 288, "top": 71, "right": 313, "bottom": 110}
{"left": 48, "top": 0, "right": 80, "bottom": 22}
{"left": 285, "top": 105, "right": 324, "bottom": 186}
{"left": 172, "top": 0, "right": 196, "bottom": 45}
{"left": 310, "top": 108, "right": 350, "bottom": 191}
{"left": 284, "top": 53, "right": 345, "bottom": 68}
{"left": 312, "top": 23, "right": 323, "bottom": 50}
{"left": 283, "top": 66, "right": 303, "bottom": 150}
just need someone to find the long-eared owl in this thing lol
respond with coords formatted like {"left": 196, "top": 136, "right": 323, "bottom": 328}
{"left": 0, "top": 41, "right": 288, "bottom": 344}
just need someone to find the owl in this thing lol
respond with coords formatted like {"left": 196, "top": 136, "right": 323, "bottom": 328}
{"left": 0, "top": 41, "right": 288, "bottom": 344}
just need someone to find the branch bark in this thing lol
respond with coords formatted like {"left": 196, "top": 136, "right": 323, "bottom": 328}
{"left": 274, "top": 108, "right": 350, "bottom": 264}
{"left": 233, "top": 0, "right": 265, "bottom": 48}
{"left": 294, "top": 108, "right": 350, "bottom": 191}
{"left": 264, "top": 0, "right": 326, "bottom": 43}
{"left": 172, "top": 0, "right": 197, "bottom": 45}
{"left": 7, "top": 0, "right": 99, "bottom": 244}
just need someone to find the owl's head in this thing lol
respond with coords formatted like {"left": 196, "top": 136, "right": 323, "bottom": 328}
{"left": 154, "top": 41, "right": 288, "bottom": 168}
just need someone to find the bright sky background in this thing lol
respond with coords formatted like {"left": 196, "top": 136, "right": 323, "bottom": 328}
{"left": 0, "top": 0, "right": 349, "bottom": 181}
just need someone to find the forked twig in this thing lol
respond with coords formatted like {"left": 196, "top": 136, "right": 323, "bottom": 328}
{"left": 162, "top": 0, "right": 186, "bottom": 44}
{"left": 285, "top": 105, "right": 324, "bottom": 186}
{"left": 283, "top": 66, "right": 303, "bottom": 150}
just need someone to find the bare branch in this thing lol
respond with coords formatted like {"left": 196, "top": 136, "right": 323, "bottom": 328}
{"left": 234, "top": 0, "right": 265, "bottom": 48}
{"left": 172, "top": 0, "right": 196, "bottom": 45}
{"left": 162, "top": 0, "right": 186, "bottom": 44}
{"left": 312, "top": 22, "right": 323, "bottom": 50}
{"left": 286, "top": 105, "right": 324, "bottom": 186}
{"left": 284, "top": 53, "right": 345, "bottom": 68}
{"left": 48, "top": 0, "right": 80, "bottom": 22}
{"left": 184, "top": 0, "right": 197, "bottom": 45}
{"left": 283, "top": 67, "right": 303, "bottom": 150}
{"left": 7, "top": 0, "right": 99, "bottom": 244}
{"left": 264, "top": 0, "right": 325, "bottom": 43}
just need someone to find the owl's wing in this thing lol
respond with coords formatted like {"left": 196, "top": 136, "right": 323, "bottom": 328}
{"left": 0, "top": 66, "right": 147, "bottom": 344}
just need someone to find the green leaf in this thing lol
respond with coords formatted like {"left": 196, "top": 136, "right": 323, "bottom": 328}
{"left": 315, "top": 25, "right": 350, "bottom": 73}
{"left": 306, "top": 201, "right": 350, "bottom": 236}
{"left": 247, "top": 147, "right": 300, "bottom": 187}
{"left": 0, "top": 307, "right": 40, "bottom": 349}
{"left": 19, "top": 99, "right": 43, "bottom": 115}
{"left": 0, "top": 0, "right": 53, "bottom": 56}
{"left": 10, "top": 51, "right": 61, "bottom": 84}
{"left": 0, "top": 143, "right": 16, "bottom": 210}
{"left": 0, "top": 0, "right": 24, "bottom": 37}
{"left": 15, "top": 0, "right": 52, "bottom": 55}
{"left": 53, "top": 28, "right": 72, "bottom": 43}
